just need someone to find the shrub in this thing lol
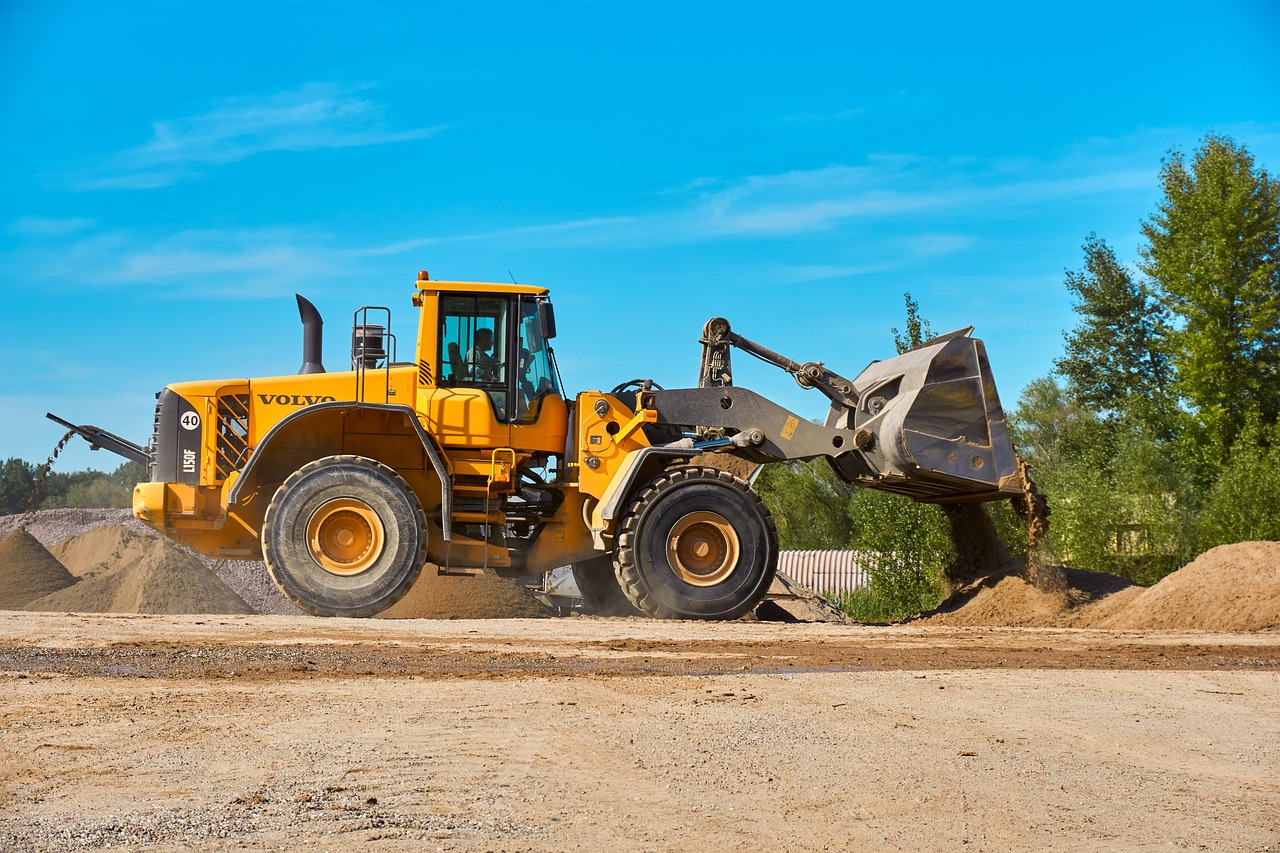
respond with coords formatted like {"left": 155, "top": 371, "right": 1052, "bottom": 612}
{"left": 1197, "top": 430, "right": 1280, "bottom": 549}
{"left": 844, "top": 491, "right": 950, "bottom": 619}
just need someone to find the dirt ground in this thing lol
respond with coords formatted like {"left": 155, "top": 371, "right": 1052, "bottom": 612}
{"left": 1, "top": 612, "right": 1277, "bottom": 852}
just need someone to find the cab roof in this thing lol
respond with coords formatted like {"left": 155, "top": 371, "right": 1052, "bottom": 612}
{"left": 414, "top": 278, "right": 549, "bottom": 297}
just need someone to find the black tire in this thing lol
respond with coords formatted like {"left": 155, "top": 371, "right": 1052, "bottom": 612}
{"left": 615, "top": 466, "right": 777, "bottom": 620}
{"left": 571, "top": 554, "right": 641, "bottom": 617}
{"left": 262, "top": 455, "right": 426, "bottom": 617}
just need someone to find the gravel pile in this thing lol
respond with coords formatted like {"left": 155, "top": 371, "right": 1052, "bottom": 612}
{"left": 0, "top": 508, "right": 152, "bottom": 547}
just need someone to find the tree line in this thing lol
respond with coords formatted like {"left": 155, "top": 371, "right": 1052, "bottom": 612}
{"left": 755, "top": 132, "right": 1280, "bottom": 617}
{"left": 0, "top": 458, "right": 145, "bottom": 515}
{"left": 1022, "top": 132, "right": 1280, "bottom": 582}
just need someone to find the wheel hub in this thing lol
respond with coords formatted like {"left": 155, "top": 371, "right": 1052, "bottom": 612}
{"left": 306, "top": 498, "right": 385, "bottom": 576}
{"left": 666, "top": 511, "right": 740, "bottom": 587}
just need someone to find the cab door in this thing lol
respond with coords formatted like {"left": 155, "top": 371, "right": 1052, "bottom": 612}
{"left": 421, "top": 292, "right": 512, "bottom": 449}
{"left": 509, "top": 295, "right": 569, "bottom": 455}
{"left": 421, "top": 291, "right": 568, "bottom": 456}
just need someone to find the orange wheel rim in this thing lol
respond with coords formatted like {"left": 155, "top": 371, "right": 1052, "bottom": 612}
{"left": 306, "top": 498, "right": 385, "bottom": 576}
{"left": 666, "top": 511, "right": 739, "bottom": 587}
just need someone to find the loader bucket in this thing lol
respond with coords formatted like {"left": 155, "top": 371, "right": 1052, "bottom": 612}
{"left": 835, "top": 328, "right": 1021, "bottom": 502}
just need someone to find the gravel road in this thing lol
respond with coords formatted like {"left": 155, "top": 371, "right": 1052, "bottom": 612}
{"left": 1, "top": 612, "right": 1278, "bottom": 851}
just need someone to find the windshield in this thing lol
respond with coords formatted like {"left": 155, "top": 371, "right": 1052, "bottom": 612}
{"left": 515, "top": 296, "right": 562, "bottom": 423}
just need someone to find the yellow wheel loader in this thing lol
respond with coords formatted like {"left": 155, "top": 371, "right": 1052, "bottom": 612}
{"left": 48, "top": 271, "right": 1026, "bottom": 620}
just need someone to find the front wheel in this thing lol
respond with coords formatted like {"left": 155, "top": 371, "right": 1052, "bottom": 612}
{"left": 615, "top": 466, "right": 777, "bottom": 619}
{"left": 262, "top": 455, "right": 426, "bottom": 617}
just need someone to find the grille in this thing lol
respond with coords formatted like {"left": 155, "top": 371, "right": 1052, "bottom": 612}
{"left": 419, "top": 358, "right": 433, "bottom": 385}
{"left": 214, "top": 394, "right": 251, "bottom": 481}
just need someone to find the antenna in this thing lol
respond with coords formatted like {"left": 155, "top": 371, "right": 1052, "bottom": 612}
{"left": 508, "top": 270, "right": 518, "bottom": 284}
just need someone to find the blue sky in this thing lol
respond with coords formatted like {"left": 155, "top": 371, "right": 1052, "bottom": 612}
{"left": 3, "top": 1, "right": 1278, "bottom": 471}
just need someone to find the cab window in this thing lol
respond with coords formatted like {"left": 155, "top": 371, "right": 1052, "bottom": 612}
{"left": 439, "top": 294, "right": 510, "bottom": 419}
{"left": 513, "top": 296, "right": 563, "bottom": 425}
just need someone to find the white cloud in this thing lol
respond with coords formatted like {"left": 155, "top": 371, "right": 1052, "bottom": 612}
{"left": 0, "top": 225, "right": 359, "bottom": 298}
{"left": 360, "top": 216, "right": 639, "bottom": 256}
{"left": 683, "top": 153, "right": 1156, "bottom": 238}
{"left": 4, "top": 151, "right": 1144, "bottom": 296}
{"left": 73, "top": 83, "right": 445, "bottom": 190}
{"left": 111, "top": 230, "right": 338, "bottom": 284}
{"left": 16, "top": 126, "right": 1261, "bottom": 296}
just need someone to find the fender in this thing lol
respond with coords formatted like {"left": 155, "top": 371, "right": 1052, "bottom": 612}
{"left": 226, "top": 401, "right": 455, "bottom": 541}
{"left": 588, "top": 444, "right": 701, "bottom": 549}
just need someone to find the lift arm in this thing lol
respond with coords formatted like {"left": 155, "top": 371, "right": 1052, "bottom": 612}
{"left": 45, "top": 412, "right": 152, "bottom": 466}
{"left": 673, "top": 317, "right": 1022, "bottom": 503}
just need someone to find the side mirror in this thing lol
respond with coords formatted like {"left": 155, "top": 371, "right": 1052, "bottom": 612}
{"left": 538, "top": 301, "right": 557, "bottom": 340}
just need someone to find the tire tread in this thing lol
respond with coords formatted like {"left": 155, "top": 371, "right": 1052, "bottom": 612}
{"left": 262, "top": 454, "right": 426, "bottom": 617}
{"left": 614, "top": 465, "right": 777, "bottom": 620}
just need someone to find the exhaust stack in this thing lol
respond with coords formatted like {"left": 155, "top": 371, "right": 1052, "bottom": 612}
{"left": 296, "top": 294, "right": 325, "bottom": 374}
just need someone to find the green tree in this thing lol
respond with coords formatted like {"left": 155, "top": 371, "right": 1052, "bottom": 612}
{"left": 1140, "top": 133, "right": 1280, "bottom": 455}
{"left": 62, "top": 476, "right": 133, "bottom": 509}
{"left": 891, "top": 292, "right": 934, "bottom": 354}
{"left": 1055, "top": 234, "right": 1170, "bottom": 424}
{"left": 1010, "top": 377, "right": 1193, "bottom": 583}
{"left": 0, "top": 458, "right": 145, "bottom": 515}
{"left": 0, "top": 458, "right": 37, "bottom": 514}
{"left": 36, "top": 469, "right": 96, "bottom": 509}
{"left": 1197, "top": 420, "right": 1280, "bottom": 549}
{"left": 21, "top": 460, "right": 144, "bottom": 510}
{"left": 1011, "top": 376, "right": 1113, "bottom": 470}
{"left": 754, "top": 459, "right": 857, "bottom": 549}
{"left": 845, "top": 490, "right": 949, "bottom": 616}
{"left": 1013, "top": 133, "right": 1280, "bottom": 579}
{"left": 109, "top": 460, "right": 148, "bottom": 491}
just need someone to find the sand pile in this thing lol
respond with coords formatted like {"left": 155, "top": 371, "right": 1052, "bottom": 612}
{"left": 925, "top": 541, "right": 1280, "bottom": 631}
{"left": 23, "top": 525, "right": 253, "bottom": 615}
{"left": 0, "top": 509, "right": 300, "bottom": 615}
{"left": 925, "top": 562, "right": 1139, "bottom": 628}
{"left": 379, "top": 567, "right": 552, "bottom": 619}
{"left": 2, "top": 511, "right": 555, "bottom": 619}
{"left": 0, "top": 528, "right": 79, "bottom": 609}
{"left": 1099, "top": 542, "right": 1280, "bottom": 632}
{"left": 50, "top": 523, "right": 153, "bottom": 579}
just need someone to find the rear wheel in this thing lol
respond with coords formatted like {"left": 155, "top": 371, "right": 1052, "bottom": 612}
{"left": 615, "top": 466, "right": 777, "bottom": 619}
{"left": 263, "top": 455, "right": 426, "bottom": 617}
{"left": 571, "top": 554, "right": 641, "bottom": 617}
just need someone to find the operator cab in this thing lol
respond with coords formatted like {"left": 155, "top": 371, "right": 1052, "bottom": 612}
{"left": 438, "top": 291, "right": 562, "bottom": 424}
